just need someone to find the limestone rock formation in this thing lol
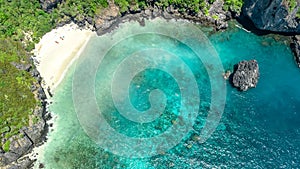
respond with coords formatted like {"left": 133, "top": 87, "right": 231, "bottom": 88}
{"left": 95, "top": 2, "right": 120, "bottom": 35}
{"left": 232, "top": 60, "right": 260, "bottom": 91}
{"left": 291, "top": 35, "right": 300, "bottom": 67}
{"left": 0, "top": 68, "right": 47, "bottom": 168}
{"left": 242, "top": 0, "right": 300, "bottom": 33}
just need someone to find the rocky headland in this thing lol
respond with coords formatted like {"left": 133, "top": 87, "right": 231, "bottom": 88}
{"left": 0, "top": 63, "right": 50, "bottom": 168}
{"left": 242, "top": 0, "right": 300, "bottom": 34}
{"left": 241, "top": 0, "right": 300, "bottom": 67}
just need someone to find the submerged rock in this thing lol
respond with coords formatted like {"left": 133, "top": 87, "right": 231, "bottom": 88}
{"left": 222, "top": 70, "right": 232, "bottom": 80}
{"left": 291, "top": 35, "right": 300, "bottom": 67}
{"left": 232, "top": 60, "right": 260, "bottom": 91}
{"left": 242, "top": 0, "right": 300, "bottom": 33}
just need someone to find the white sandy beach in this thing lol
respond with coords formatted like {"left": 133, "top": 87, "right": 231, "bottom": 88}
{"left": 33, "top": 22, "right": 96, "bottom": 93}
{"left": 26, "top": 23, "right": 96, "bottom": 168}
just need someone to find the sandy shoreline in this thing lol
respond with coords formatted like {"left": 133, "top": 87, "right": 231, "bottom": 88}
{"left": 27, "top": 23, "right": 95, "bottom": 168}
{"left": 33, "top": 22, "right": 96, "bottom": 93}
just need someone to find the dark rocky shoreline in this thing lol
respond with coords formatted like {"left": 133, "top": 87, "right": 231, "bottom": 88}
{"left": 93, "top": 1, "right": 231, "bottom": 36}
{"left": 0, "top": 63, "right": 51, "bottom": 169}
{"left": 291, "top": 35, "right": 300, "bottom": 67}
{"left": 242, "top": 0, "right": 300, "bottom": 34}
{"left": 50, "top": 1, "right": 232, "bottom": 36}
{"left": 57, "top": 0, "right": 300, "bottom": 68}
{"left": 240, "top": 0, "right": 300, "bottom": 68}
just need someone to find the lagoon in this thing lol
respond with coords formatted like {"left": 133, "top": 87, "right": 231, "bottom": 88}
{"left": 38, "top": 19, "right": 300, "bottom": 168}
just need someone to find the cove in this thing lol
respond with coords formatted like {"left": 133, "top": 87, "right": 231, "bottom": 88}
{"left": 37, "top": 19, "right": 300, "bottom": 168}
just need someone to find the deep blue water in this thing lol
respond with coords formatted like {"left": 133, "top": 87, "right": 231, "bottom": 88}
{"left": 38, "top": 19, "right": 300, "bottom": 168}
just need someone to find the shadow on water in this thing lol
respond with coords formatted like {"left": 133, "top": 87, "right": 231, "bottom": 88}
{"left": 236, "top": 12, "right": 299, "bottom": 36}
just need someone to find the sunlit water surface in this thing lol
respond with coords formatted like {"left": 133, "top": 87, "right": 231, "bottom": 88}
{"left": 38, "top": 19, "right": 300, "bottom": 168}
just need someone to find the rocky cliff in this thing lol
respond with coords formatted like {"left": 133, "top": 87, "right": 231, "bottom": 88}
{"left": 0, "top": 64, "right": 49, "bottom": 169}
{"left": 242, "top": 0, "right": 300, "bottom": 34}
{"left": 291, "top": 35, "right": 300, "bottom": 67}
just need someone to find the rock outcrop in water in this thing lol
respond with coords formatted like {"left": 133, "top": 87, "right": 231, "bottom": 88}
{"left": 291, "top": 35, "right": 300, "bottom": 67}
{"left": 242, "top": 0, "right": 300, "bottom": 34}
{"left": 232, "top": 60, "right": 260, "bottom": 91}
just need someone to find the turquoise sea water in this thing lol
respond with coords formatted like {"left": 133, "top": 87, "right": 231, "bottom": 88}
{"left": 40, "top": 19, "right": 300, "bottom": 168}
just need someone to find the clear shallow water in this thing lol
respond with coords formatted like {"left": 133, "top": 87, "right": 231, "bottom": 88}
{"left": 40, "top": 19, "right": 300, "bottom": 168}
